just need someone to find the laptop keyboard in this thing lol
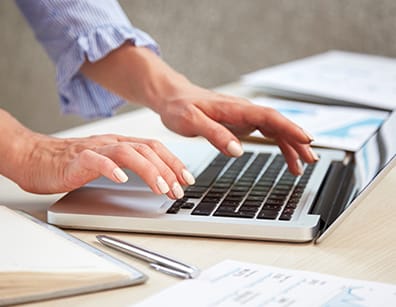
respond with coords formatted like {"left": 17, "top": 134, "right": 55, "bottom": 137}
{"left": 167, "top": 152, "right": 315, "bottom": 221}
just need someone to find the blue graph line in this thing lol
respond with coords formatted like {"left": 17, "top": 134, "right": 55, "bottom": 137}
{"left": 322, "top": 286, "right": 366, "bottom": 307}
{"left": 276, "top": 107, "right": 315, "bottom": 116}
{"left": 318, "top": 118, "right": 383, "bottom": 138}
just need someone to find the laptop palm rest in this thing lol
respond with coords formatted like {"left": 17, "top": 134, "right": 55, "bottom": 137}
{"left": 50, "top": 187, "right": 169, "bottom": 219}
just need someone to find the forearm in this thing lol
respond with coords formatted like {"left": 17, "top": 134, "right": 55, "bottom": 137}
{"left": 80, "top": 44, "right": 190, "bottom": 113}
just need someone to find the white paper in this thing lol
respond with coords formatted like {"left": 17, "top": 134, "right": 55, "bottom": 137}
{"left": 134, "top": 260, "right": 396, "bottom": 307}
{"left": 242, "top": 50, "right": 396, "bottom": 110}
{"left": 250, "top": 96, "right": 388, "bottom": 151}
{"left": 0, "top": 206, "right": 125, "bottom": 274}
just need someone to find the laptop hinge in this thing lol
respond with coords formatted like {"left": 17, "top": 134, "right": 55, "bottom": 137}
{"left": 310, "top": 158, "right": 356, "bottom": 240}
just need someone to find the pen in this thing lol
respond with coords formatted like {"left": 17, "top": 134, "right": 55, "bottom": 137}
{"left": 96, "top": 235, "right": 200, "bottom": 279}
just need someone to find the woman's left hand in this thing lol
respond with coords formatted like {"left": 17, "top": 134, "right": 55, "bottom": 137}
{"left": 157, "top": 83, "right": 318, "bottom": 176}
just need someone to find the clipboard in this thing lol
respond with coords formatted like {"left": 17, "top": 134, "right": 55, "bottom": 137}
{"left": 0, "top": 206, "right": 147, "bottom": 306}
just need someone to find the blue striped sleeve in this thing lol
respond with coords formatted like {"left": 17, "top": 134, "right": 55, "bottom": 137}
{"left": 15, "top": 0, "right": 159, "bottom": 118}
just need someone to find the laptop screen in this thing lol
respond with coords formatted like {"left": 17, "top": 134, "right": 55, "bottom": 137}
{"left": 354, "top": 110, "right": 396, "bottom": 194}
{"left": 316, "top": 110, "right": 395, "bottom": 242}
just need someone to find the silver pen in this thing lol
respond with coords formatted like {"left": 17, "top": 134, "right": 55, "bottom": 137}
{"left": 96, "top": 235, "right": 200, "bottom": 279}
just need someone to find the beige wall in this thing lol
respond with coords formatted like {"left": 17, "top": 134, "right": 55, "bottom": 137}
{"left": 1, "top": 0, "right": 396, "bottom": 133}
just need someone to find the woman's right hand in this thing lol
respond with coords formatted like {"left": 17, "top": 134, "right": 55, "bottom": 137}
{"left": 0, "top": 109, "right": 194, "bottom": 199}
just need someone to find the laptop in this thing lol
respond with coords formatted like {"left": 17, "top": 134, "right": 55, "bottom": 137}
{"left": 48, "top": 110, "right": 396, "bottom": 243}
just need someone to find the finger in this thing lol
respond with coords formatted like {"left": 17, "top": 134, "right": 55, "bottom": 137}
{"left": 189, "top": 106, "right": 245, "bottom": 157}
{"left": 243, "top": 105, "right": 313, "bottom": 144}
{"left": 129, "top": 142, "right": 185, "bottom": 199}
{"left": 64, "top": 149, "right": 128, "bottom": 190}
{"left": 95, "top": 143, "right": 174, "bottom": 197}
{"left": 114, "top": 136, "right": 196, "bottom": 186}
{"left": 142, "top": 139, "right": 196, "bottom": 186}
{"left": 258, "top": 122, "right": 319, "bottom": 164}
{"left": 96, "top": 142, "right": 187, "bottom": 199}
{"left": 287, "top": 141, "right": 320, "bottom": 164}
{"left": 206, "top": 101, "right": 313, "bottom": 144}
{"left": 276, "top": 140, "right": 304, "bottom": 176}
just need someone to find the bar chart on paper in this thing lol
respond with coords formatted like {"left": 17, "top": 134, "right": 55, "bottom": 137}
{"left": 250, "top": 97, "right": 388, "bottom": 151}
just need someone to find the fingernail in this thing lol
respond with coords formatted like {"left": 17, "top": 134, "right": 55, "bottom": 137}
{"left": 309, "top": 148, "right": 320, "bottom": 161}
{"left": 227, "top": 140, "right": 244, "bottom": 157}
{"left": 156, "top": 176, "right": 170, "bottom": 194}
{"left": 303, "top": 129, "right": 314, "bottom": 142}
{"left": 296, "top": 159, "right": 304, "bottom": 175}
{"left": 182, "top": 169, "right": 195, "bottom": 185}
{"left": 172, "top": 182, "right": 184, "bottom": 199}
{"left": 113, "top": 168, "right": 128, "bottom": 183}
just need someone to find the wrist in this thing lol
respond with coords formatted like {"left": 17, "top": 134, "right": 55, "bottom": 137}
{"left": 119, "top": 45, "right": 193, "bottom": 113}
{"left": 143, "top": 68, "right": 193, "bottom": 114}
{"left": 80, "top": 44, "right": 193, "bottom": 114}
{"left": 0, "top": 109, "right": 53, "bottom": 188}
{"left": 0, "top": 110, "right": 30, "bottom": 179}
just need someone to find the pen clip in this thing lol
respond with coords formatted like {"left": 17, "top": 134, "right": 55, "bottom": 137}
{"left": 149, "top": 263, "right": 196, "bottom": 279}
{"left": 96, "top": 235, "right": 200, "bottom": 279}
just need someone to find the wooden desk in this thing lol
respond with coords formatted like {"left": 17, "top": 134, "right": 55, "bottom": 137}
{"left": 1, "top": 84, "right": 395, "bottom": 306}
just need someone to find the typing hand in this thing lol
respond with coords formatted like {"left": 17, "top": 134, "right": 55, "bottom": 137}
{"left": 158, "top": 83, "right": 319, "bottom": 176}
{"left": 8, "top": 132, "right": 194, "bottom": 199}
{"left": 79, "top": 45, "right": 318, "bottom": 175}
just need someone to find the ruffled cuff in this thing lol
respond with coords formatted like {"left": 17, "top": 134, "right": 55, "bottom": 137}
{"left": 56, "top": 25, "right": 160, "bottom": 119}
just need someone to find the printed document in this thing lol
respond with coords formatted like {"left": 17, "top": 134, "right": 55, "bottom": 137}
{"left": 242, "top": 50, "right": 396, "bottom": 110}
{"left": 134, "top": 259, "right": 396, "bottom": 307}
{"left": 250, "top": 96, "right": 388, "bottom": 151}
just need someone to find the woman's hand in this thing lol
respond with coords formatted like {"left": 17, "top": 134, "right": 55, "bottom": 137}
{"left": 0, "top": 109, "right": 194, "bottom": 198}
{"left": 157, "top": 82, "right": 319, "bottom": 176}
{"left": 80, "top": 44, "right": 318, "bottom": 176}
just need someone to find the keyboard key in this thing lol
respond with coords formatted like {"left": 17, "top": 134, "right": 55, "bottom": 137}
{"left": 191, "top": 203, "right": 217, "bottom": 216}
{"left": 166, "top": 199, "right": 186, "bottom": 214}
{"left": 262, "top": 204, "right": 282, "bottom": 211}
{"left": 184, "top": 191, "right": 205, "bottom": 199}
{"left": 279, "top": 213, "right": 292, "bottom": 221}
{"left": 241, "top": 200, "right": 262, "bottom": 208}
{"left": 214, "top": 210, "right": 256, "bottom": 218}
{"left": 257, "top": 210, "right": 279, "bottom": 219}
{"left": 180, "top": 202, "right": 195, "bottom": 209}
{"left": 240, "top": 207, "right": 261, "bottom": 215}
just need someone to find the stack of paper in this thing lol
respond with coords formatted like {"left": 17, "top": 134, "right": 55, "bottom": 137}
{"left": 242, "top": 50, "right": 396, "bottom": 111}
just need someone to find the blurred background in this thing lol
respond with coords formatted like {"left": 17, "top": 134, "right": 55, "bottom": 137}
{"left": 1, "top": 0, "right": 396, "bottom": 134}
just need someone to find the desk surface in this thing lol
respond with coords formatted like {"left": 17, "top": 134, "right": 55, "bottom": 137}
{"left": 1, "top": 83, "right": 395, "bottom": 306}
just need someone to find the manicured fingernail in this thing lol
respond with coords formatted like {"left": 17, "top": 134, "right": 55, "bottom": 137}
{"left": 182, "top": 169, "right": 195, "bottom": 185}
{"left": 227, "top": 140, "right": 244, "bottom": 157}
{"left": 156, "top": 176, "right": 170, "bottom": 194}
{"left": 296, "top": 159, "right": 304, "bottom": 175}
{"left": 113, "top": 168, "right": 128, "bottom": 183}
{"left": 309, "top": 148, "right": 320, "bottom": 161}
{"left": 303, "top": 129, "right": 314, "bottom": 142}
{"left": 172, "top": 182, "right": 184, "bottom": 199}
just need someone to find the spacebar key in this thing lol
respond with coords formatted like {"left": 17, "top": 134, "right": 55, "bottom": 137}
{"left": 191, "top": 202, "right": 217, "bottom": 216}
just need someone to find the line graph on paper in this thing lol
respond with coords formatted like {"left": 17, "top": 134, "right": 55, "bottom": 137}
{"left": 251, "top": 97, "right": 388, "bottom": 151}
